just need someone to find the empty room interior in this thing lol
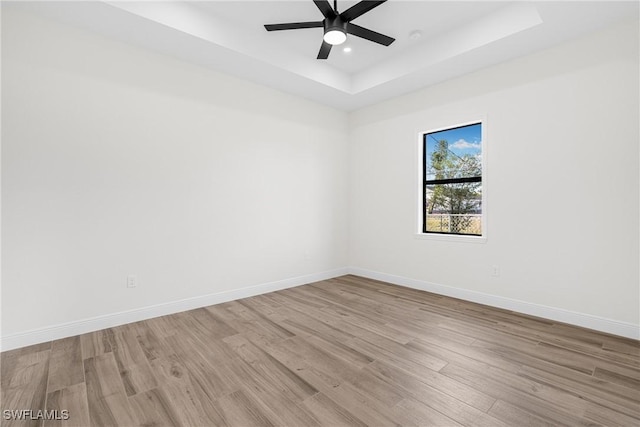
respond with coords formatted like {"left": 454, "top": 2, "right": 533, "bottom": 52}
{"left": 1, "top": 1, "right": 639, "bottom": 426}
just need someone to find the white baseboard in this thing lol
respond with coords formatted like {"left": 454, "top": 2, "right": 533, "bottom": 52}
{"left": 348, "top": 267, "right": 640, "bottom": 340}
{"left": 0, "top": 268, "right": 348, "bottom": 352}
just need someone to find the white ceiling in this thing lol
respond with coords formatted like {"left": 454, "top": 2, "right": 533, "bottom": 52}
{"left": 9, "top": 1, "right": 640, "bottom": 111}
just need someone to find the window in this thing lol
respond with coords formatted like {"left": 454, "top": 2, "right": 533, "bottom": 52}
{"left": 422, "top": 122, "right": 483, "bottom": 237}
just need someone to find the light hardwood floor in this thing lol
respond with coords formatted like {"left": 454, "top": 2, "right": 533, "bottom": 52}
{"left": 1, "top": 275, "right": 639, "bottom": 426}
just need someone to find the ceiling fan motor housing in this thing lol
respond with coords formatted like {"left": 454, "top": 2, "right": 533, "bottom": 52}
{"left": 324, "top": 16, "right": 346, "bottom": 33}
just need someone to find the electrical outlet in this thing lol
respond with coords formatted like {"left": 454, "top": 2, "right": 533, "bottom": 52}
{"left": 127, "top": 275, "right": 137, "bottom": 288}
{"left": 492, "top": 265, "right": 501, "bottom": 277}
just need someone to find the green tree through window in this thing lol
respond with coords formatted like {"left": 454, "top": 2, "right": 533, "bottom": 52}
{"left": 424, "top": 123, "right": 482, "bottom": 235}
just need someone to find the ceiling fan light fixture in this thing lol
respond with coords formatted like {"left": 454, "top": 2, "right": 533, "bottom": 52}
{"left": 324, "top": 28, "right": 347, "bottom": 45}
{"left": 323, "top": 16, "right": 348, "bottom": 45}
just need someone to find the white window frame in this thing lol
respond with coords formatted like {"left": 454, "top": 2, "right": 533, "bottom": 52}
{"left": 415, "top": 118, "right": 488, "bottom": 243}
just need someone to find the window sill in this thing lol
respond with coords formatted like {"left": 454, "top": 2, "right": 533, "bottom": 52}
{"left": 414, "top": 233, "right": 487, "bottom": 244}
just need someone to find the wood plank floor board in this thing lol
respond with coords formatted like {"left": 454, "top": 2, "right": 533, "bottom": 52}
{"left": 2, "top": 275, "right": 639, "bottom": 426}
{"left": 127, "top": 387, "right": 181, "bottom": 427}
{"left": 133, "top": 327, "right": 165, "bottom": 364}
{"left": 440, "top": 361, "right": 613, "bottom": 426}
{"left": 305, "top": 282, "right": 393, "bottom": 317}
{"left": 83, "top": 354, "right": 137, "bottom": 427}
{"left": 144, "top": 315, "right": 182, "bottom": 340}
{"left": 301, "top": 392, "right": 367, "bottom": 427}
{"left": 174, "top": 308, "right": 237, "bottom": 343}
{"left": 518, "top": 369, "right": 640, "bottom": 422}
{"left": 225, "top": 301, "right": 296, "bottom": 341}
{"left": 336, "top": 276, "right": 439, "bottom": 303}
{"left": 280, "top": 315, "right": 359, "bottom": 348}
{"left": 274, "top": 336, "right": 364, "bottom": 386}
{"left": 394, "top": 396, "right": 464, "bottom": 427}
{"left": 519, "top": 364, "right": 640, "bottom": 418}
{"left": 537, "top": 340, "right": 638, "bottom": 375}
{"left": 229, "top": 297, "right": 289, "bottom": 325}
{"left": 365, "top": 359, "right": 497, "bottom": 413}
{"left": 83, "top": 355, "right": 125, "bottom": 399}
{"left": 593, "top": 365, "right": 640, "bottom": 390}
{"left": 165, "top": 336, "right": 240, "bottom": 401}
{"left": 202, "top": 304, "right": 287, "bottom": 346}
{"left": 223, "top": 334, "right": 319, "bottom": 402}
{"left": 319, "top": 381, "right": 406, "bottom": 427}
{"left": 80, "top": 331, "right": 113, "bottom": 361}
{"left": 304, "top": 279, "right": 438, "bottom": 320}
{"left": 408, "top": 336, "right": 529, "bottom": 383}
{"left": 433, "top": 314, "right": 544, "bottom": 349}
{"left": 495, "top": 323, "right": 640, "bottom": 369}
{"left": 339, "top": 367, "right": 406, "bottom": 409}
{"left": 303, "top": 333, "right": 374, "bottom": 368}
{"left": 583, "top": 402, "right": 640, "bottom": 427}
{"left": 286, "top": 301, "right": 415, "bottom": 350}
{"left": 148, "top": 353, "right": 188, "bottom": 387}
{"left": 107, "top": 330, "right": 158, "bottom": 397}
{"left": 0, "top": 350, "right": 50, "bottom": 427}
{"left": 279, "top": 287, "right": 334, "bottom": 309}
{"left": 446, "top": 347, "right": 615, "bottom": 418}
{"left": 177, "top": 331, "right": 238, "bottom": 365}
{"left": 474, "top": 335, "right": 640, "bottom": 416}
{"left": 268, "top": 289, "right": 329, "bottom": 310}
{"left": 535, "top": 318, "right": 637, "bottom": 351}
{"left": 251, "top": 338, "right": 346, "bottom": 391}
{"left": 321, "top": 304, "right": 416, "bottom": 345}
{"left": 470, "top": 338, "right": 596, "bottom": 375}
{"left": 215, "top": 389, "right": 277, "bottom": 427}
{"left": 268, "top": 292, "right": 373, "bottom": 341}
{"left": 436, "top": 312, "right": 540, "bottom": 348}
{"left": 246, "top": 390, "right": 322, "bottom": 427}
{"left": 451, "top": 357, "right": 598, "bottom": 416}
{"left": 152, "top": 379, "right": 216, "bottom": 427}
{"left": 306, "top": 280, "right": 423, "bottom": 326}
{"left": 602, "top": 336, "right": 640, "bottom": 356}
{"left": 44, "top": 383, "right": 90, "bottom": 427}
{"left": 154, "top": 348, "right": 250, "bottom": 426}
{"left": 364, "top": 360, "right": 508, "bottom": 427}
{"left": 467, "top": 337, "right": 575, "bottom": 379}
{"left": 226, "top": 363, "right": 322, "bottom": 427}
{"left": 183, "top": 380, "right": 230, "bottom": 427}
{"left": 3, "top": 350, "right": 50, "bottom": 390}
{"left": 385, "top": 318, "right": 478, "bottom": 346}
{"left": 317, "top": 279, "right": 401, "bottom": 311}
{"left": 488, "top": 398, "right": 559, "bottom": 427}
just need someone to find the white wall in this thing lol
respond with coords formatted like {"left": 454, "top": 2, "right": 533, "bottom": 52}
{"left": 1, "top": 8, "right": 348, "bottom": 341}
{"left": 348, "top": 20, "right": 639, "bottom": 334}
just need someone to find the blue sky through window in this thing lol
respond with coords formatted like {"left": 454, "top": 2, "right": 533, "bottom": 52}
{"left": 425, "top": 123, "right": 482, "bottom": 160}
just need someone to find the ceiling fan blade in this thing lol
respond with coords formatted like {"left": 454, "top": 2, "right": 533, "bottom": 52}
{"left": 264, "top": 21, "right": 324, "bottom": 31}
{"left": 346, "top": 23, "right": 395, "bottom": 46}
{"left": 340, "top": 0, "right": 387, "bottom": 22}
{"left": 317, "top": 40, "right": 332, "bottom": 59}
{"left": 314, "top": 0, "right": 336, "bottom": 18}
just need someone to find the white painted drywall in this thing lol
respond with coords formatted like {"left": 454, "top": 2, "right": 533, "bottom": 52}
{"left": 348, "top": 20, "right": 639, "bottom": 326}
{"left": 1, "top": 8, "right": 348, "bottom": 337}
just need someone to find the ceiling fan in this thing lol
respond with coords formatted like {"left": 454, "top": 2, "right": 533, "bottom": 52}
{"left": 264, "top": 0, "right": 395, "bottom": 59}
